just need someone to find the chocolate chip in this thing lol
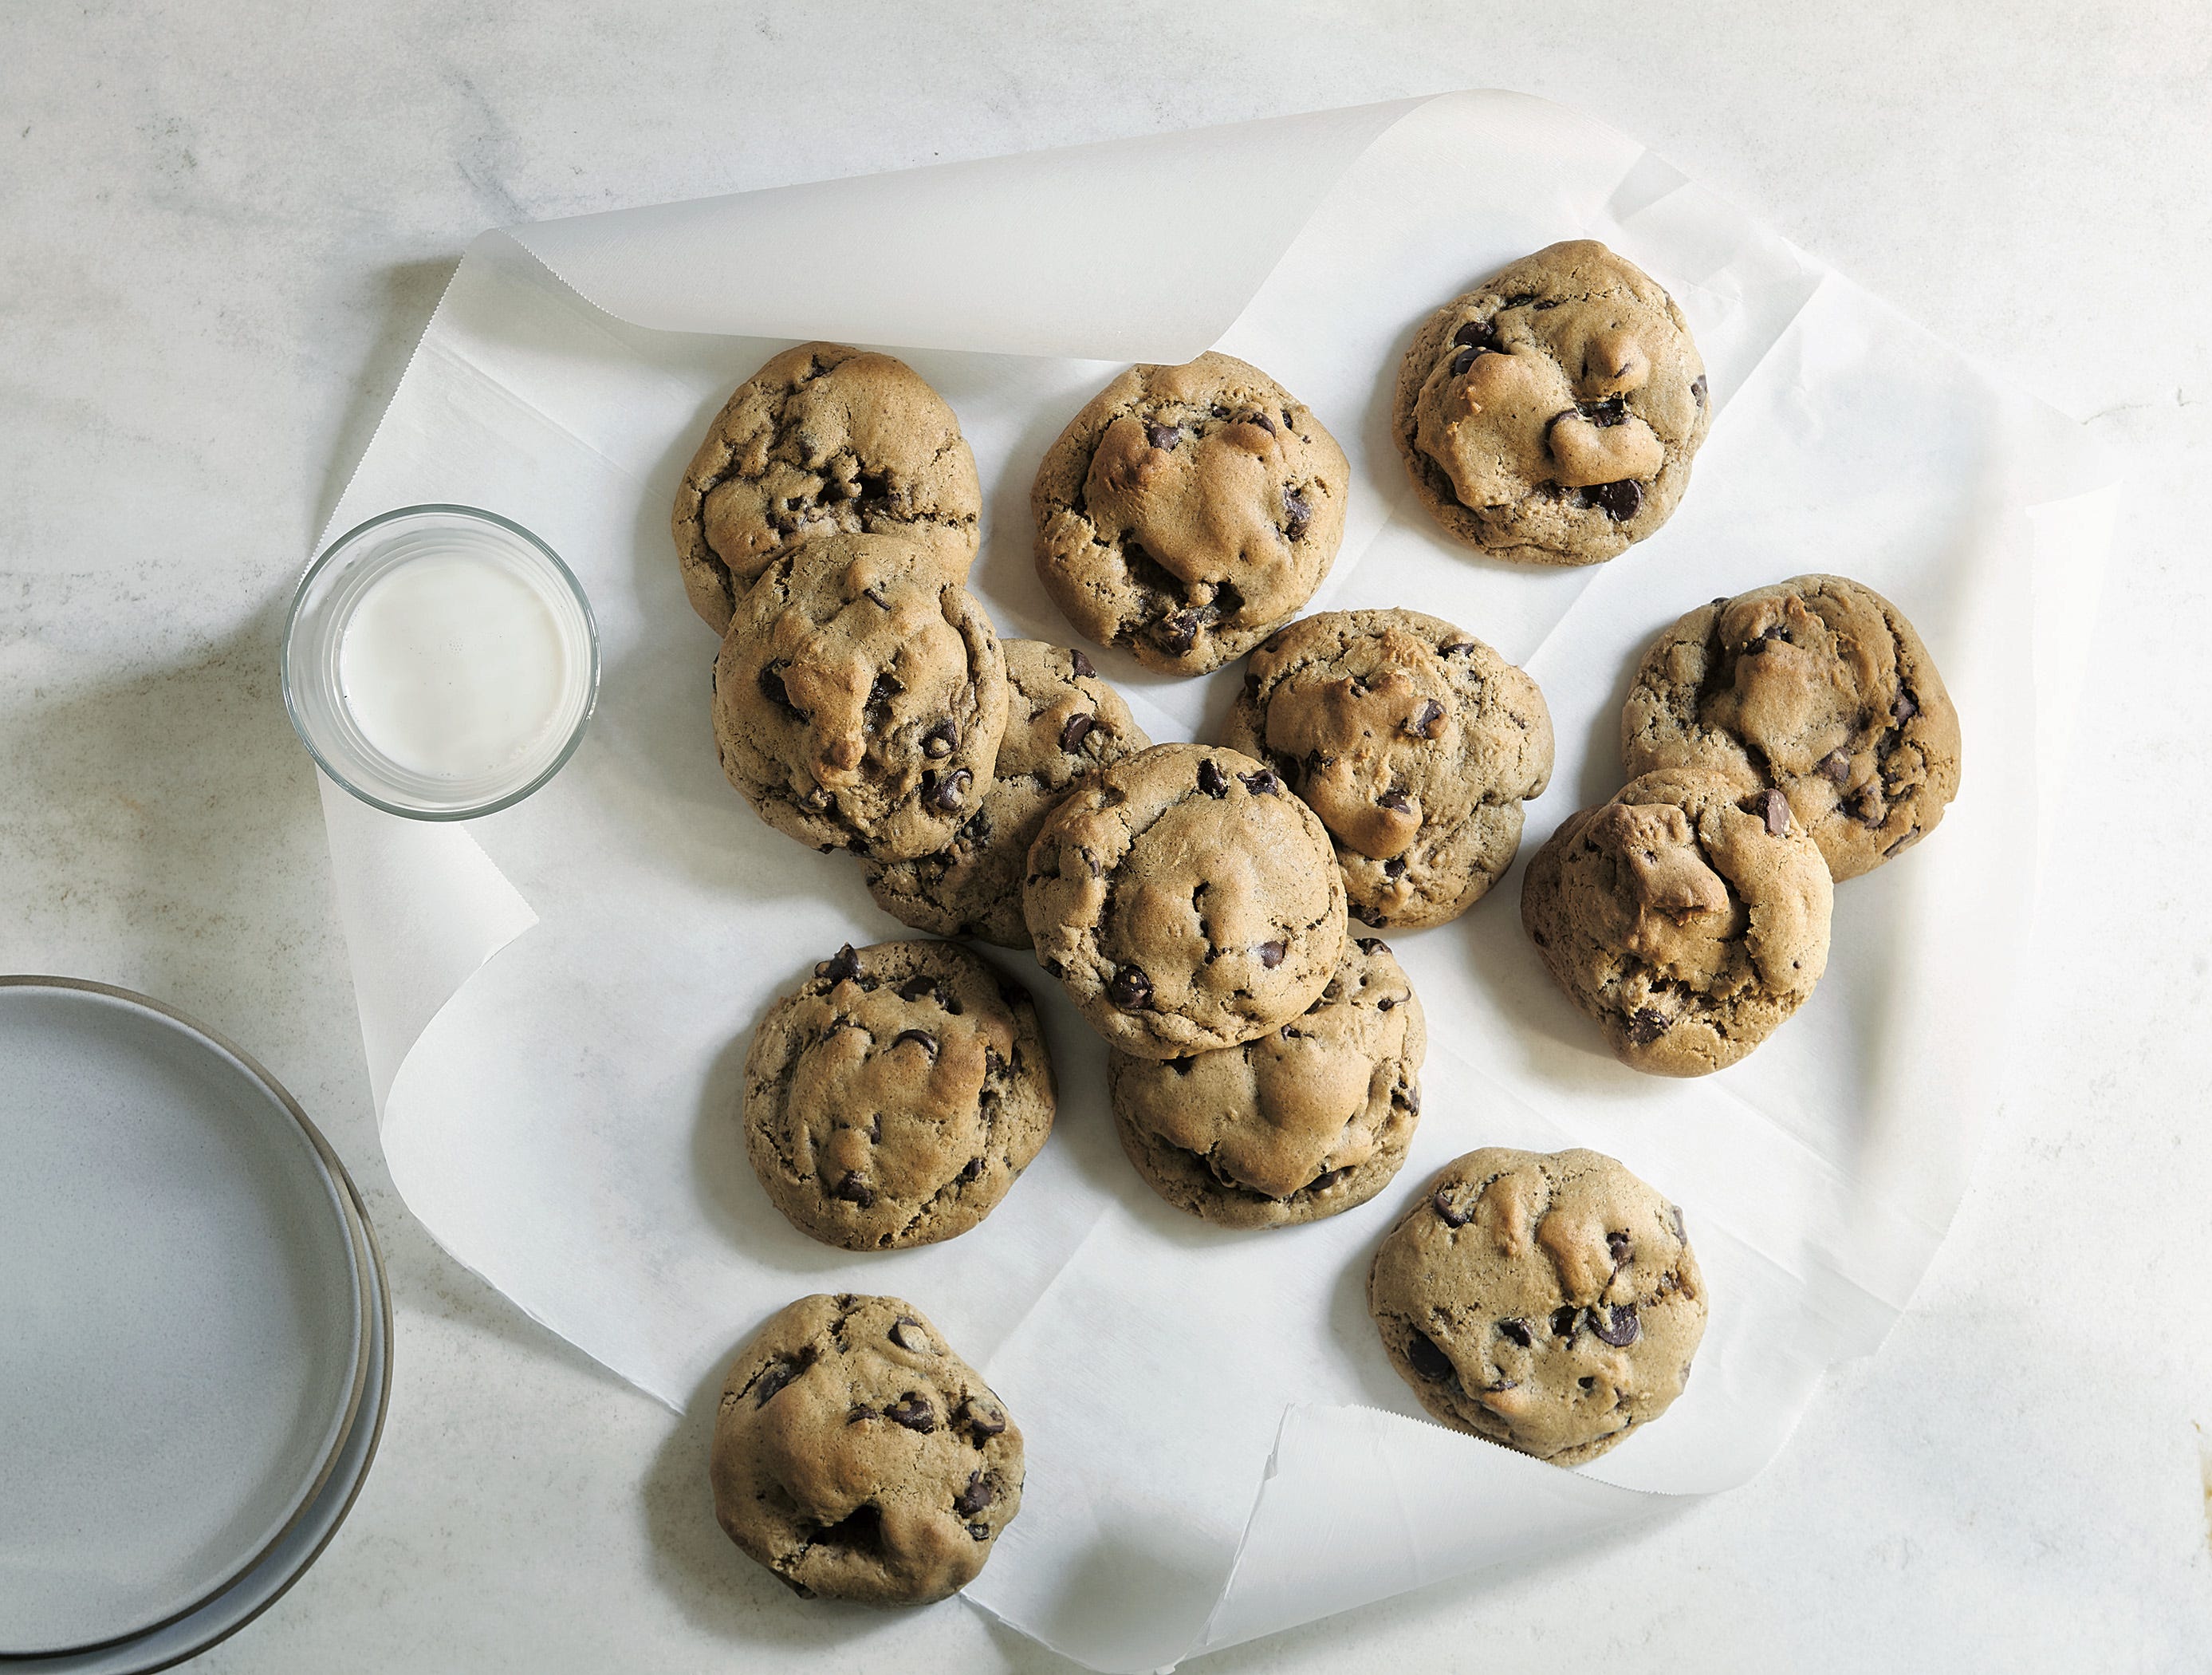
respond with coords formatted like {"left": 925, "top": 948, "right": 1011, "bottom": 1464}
{"left": 1383, "top": 857, "right": 1407, "bottom": 880}
{"left": 1376, "top": 996, "right": 1396, "bottom": 1011}
{"left": 958, "top": 1157, "right": 985, "bottom": 1182}
{"left": 884, "top": 1395, "right": 935, "bottom": 1433}
{"left": 1818, "top": 750, "right": 1852, "bottom": 783}
{"left": 1405, "top": 1330, "right": 1456, "bottom": 1383}
{"left": 1159, "top": 610, "right": 1202, "bottom": 654}
{"left": 1354, "top": 936, "right": 1389, "bottom": 954}
{"left": 1580, "top": 479, "right": 1644, "bottom": 520}
{"left": 1069, "top": 648, "right": 1096, "bottom": 678}
{"left": 896, "top": 974, "right": 939, "bottom": 1003}
{"left": 1107, "top": 965, "right": 1152, "bottom": 1010}
{"left": 966, "top": 1521, "right": 992, "bottom": 1542}
{"left": 1351, "top": 904, "right": 1387, "bottom": 928}
{"left": 1406, "top": 700, "right": 1446, "bottom": 739}
{"left": 868, "top": 671, "right": 902, "bottom": 709}
{"left": 832, "top": 1172, "right": 875, "bottom": 1208}
{"left": 1195, "top": 759, "right": 1233, "bottom": 798}
{"left": 1607, "top": 1230, "right": 1632, "bottom": 1267}
{"left": 892, "top": 1029, "right": 938, "bottom": 1057}
{"left": 1763, "top": 788, "right": 1790, "bottom": 836}
{"left": 1891, "top": 691, "right": 1919, "bottom": 723}
{"left": 1498, "top": 1318, "right": 1533, "bottom": 1348}
{"left": 953, "top": 1471, "right": 994, "bottom": 1516}
{"left": 962, "top": 1402, "right": 1006, "bottom": 1441}
{"left": 1578, "top": 396, "right": 1628, "bottom": 428}
{"left": 927, "top": 768, "right": 972, "bottom": 810}
{"left": 1146, "top": 421, "right": 1181, "bottom": 451}
{"left": 1550, "top": 1306, "right": 1581, "bottom": 1337}
{"left": 1253, "top": 413, "right": 1276, "bottom": 435}
{"left": 1626, "top": 1007, "right": 1668, "bottom": 1045}
{"left": 815, "top": 944, "right": 863, "bottom": 983}
{"left": 1377, "top": 790, "right": 1412, "bottom": 815}
{"left": 1399, "top": 1085, "right": 1420, "bottom": 1115}
{"left": 1306, "top": 1166, "right": 1351, "bottom": 1193}
{"left": 1283, "top": 487, "right": 1312, "bottom": 539}
{"left": 1452, "top": 319, "right": 1500, "bottom": 353}
{"left": 1450, "top": 345, "right": 1479, "bottom": 376}
{"left": 1592, "top": 1304, "right": 1642, "bottom": 1347}
{"left": 1691, "top": 373, "right": 1709, "bottom": 407}
{"left": 1060, "top": 712, "right": 1096, "bottom": 751}
{"left": 1670, "top": 1204, "right": 1687, "bottom": 1243}
{"left": 751, "top": 1358, "right": 801, "bottom": 1407}
{"left": 1439, "top": 641, "right": 1477, "bottom": 656}
{"left": 758, "top": 664, "right": 801, "bottom": 715}
{"left": 1433, "top": 1188, "right": 1471, "bottom": 1228}
{"left": 1258, "top": 939, "right": 1286, "bottom": 968}
{"left": 889, "top": 1318, "right": 931, "bottom": 1354}
{"left": 1239, "top": 768, "right": 1281, "bottom": 795}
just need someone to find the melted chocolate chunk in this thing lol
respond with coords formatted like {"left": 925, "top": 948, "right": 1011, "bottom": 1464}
{"left": 1405, "top": 1330, "right": 1456, "bottom": 1383}
{"left": 1377, "top": 790, "right": 1412, "bottom": 815}
{"left": 1607, "top": 1229, "right": 1632, "bottom": 1268}
{"left": 1452, "top": 319, "right": 1501, "bottom": 353}
{"left": 895, "top": 974, "right": 940, "bottom": 1003}
{"left": 1354, "top": 936, "right": 1390, "bottom": 954}
{"left": 962, "top": 1402, "right": 1006, "bottom": 1442}
{"left": 1439, "top": 640, "right": 1477, "bottom": 656}
{"left": 953, "top": 1472, "right": 994, "bottom": 1517}
{"left": 884, "top": 1395, "right": 935, "bottom": 1433}
{"left": 1305, "top": 1166, "right": 1351, "bottom": 1193}
{"left": 1578, "top": 396, "right": 1628, "bottom": 428}
{"left": 832, "top": 1172, "right": 875, "bottom": 1208}
{"left": 1433, "top": 1188, "right": 1471, "bottom": 1228}
{"left": 814, "top": 944, "right": 863, "bottom": 983}
{"left": 1691, "top": 373, "right": 1709, "bottom": 407}
{"left": 1158, "top": 610, "right": 1202, "bottom": 654}
{"left": 1258, "top": 939, "right": 1287, "bottom": 969}
{"left": 1240, "top": 767, "right": 1281, "bottom": 795}
{"left": 1069, "top": 648, "right": 1096, "bottom": 679}
{"left": 1282, "top": 487, "right": 1313, "bottom": 540}
{"left": 1891, "top": 691, "right": 1919, "bottom": 723}
{"left": 891, "top": 1029, "right": 938, "bottom": 1057}
{"left": 888, "top": 1318, "right": 931, "bottom": 1354}
{"left": 1592, "top": 1304, "right": 1642, "bottom": 1347}
{"left": 751, "top": 1358, "right": 802, "bottom": 1407}
{"left": 926, "top": 768, "right": 973, "bottom": 810}
{"left": 758, "top": 664, "right": 801, "bottom": 715}
{"left": 867, "top": 671, "right": 902, "bottom": 710}
{"left": 1407, "top": 700, "right": 1446, "bottom": 738}
{"left": 1060, "top": 712, "right": 1096, "bottom": 752}
{"left": 921, "top": 719, "right": 959, "bottom": 759}
{"left": 1107, "top": 965, "right": 1153, "bottom": 1010}
{"left": 1198, "top": 758, "right": 1231, "bottom": 798}
{"left": 1498, "top": 1318, "right": 1533, "bottom": 1348}
{"left": 1763, "top": 788, "right": 1790, "bottom": 837}
{"left": 1580, "top": 479, "right": 1644, "bottom": 521}
{"left": 1351, "top": 904, "right": 1387, "bottom": 928}
{"left": 1450, "top": 345, "right": 1479, "bottom": 377}
{"left": 1818, "top": 750, "right": 1852, "bottom": 783}
{"left": 1383, "top": 857, "right": 1407, "bottom": 880}
{"left": 1626, "top": 1007, "right": 1669, "bottom": 1045}
{"left": 1146, "top": 422, "right": 1181, "bottom": 451}
{"left": 1550, "top": 1306, "right": 1582, "bottom": 1337}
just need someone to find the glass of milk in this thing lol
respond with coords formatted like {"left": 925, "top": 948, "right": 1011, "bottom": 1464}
{"left": 282, "top": 505, "right": 600, "bottom": 819}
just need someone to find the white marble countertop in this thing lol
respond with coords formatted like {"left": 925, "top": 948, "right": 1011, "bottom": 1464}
{"left": 4, "top": 5, "right": 2207, "bottom": 1669}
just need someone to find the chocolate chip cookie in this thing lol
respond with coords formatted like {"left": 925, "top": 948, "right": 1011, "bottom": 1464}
{"left": 674, "top": 342, "right": 982, "bottom": 633}
{"left": 1620, "top": 575, "right": 1962, "bottom": 881}
{"left": 1108, "top": 936, "right": 1425, "bottom": 1229}
{"left": 1393, "top": 240, "right": 1708, "bottom": 566}
{"left": 1368, "top": 1148, "right": 1706, "bottom": 1467}
{"left": 1220, "top": 609, "right": 1554, "bottom": 930}
{"left": 710, "top": 1293, "right": 1023, "bottom": 1604}
{"left": 714, "top": 532, "right": 1009, "bottom": 862}
{"left": 1024, "top": 742, "right": 1348, "bottom": 1059}
{"left": 742, "top": 940, "right": 1054, "bottom": 1250}
{"left": 864, "top": 640, "right": 1151, "bottom": 948}
{"left": 1031, "top": 353, "right": 1349, "bottom": 674}
{"left": 1520, "top": 767, "right": 1832, "bottom": 1076}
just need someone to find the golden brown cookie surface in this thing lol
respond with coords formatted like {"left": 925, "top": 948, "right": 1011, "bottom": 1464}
{"left": 1032, "top": 353, "right": 1348, "bottom": 674}
{"left": 1392, "top": 241, "right": 1707, "bottom": 566}
{"left": 710, "top": 1293, "right": 1022, "bottom": 1604}
{"left": 673, "top": 342, "right": 981, "bottom": 633}
{"left": 1221, "top": 609, "right": 1553, "bottom": 929}
{"left": 1368, "top": 1148, "right": 1706, "bottom": 1466}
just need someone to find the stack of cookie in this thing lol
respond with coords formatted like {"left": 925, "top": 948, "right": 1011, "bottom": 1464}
{"left": 676, "top": 231, "right": 1967, "bottom": 1600}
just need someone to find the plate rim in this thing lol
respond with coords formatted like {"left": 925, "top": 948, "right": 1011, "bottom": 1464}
{"left": 0, "top": 975, "right": 375, "bottom": 1657}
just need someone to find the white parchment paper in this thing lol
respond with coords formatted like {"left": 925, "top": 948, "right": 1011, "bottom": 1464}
{"left": 313, "top": 92, "right": 2117, "bottom": 1672}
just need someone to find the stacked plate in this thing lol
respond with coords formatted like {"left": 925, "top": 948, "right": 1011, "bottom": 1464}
{"left": 0, "top": 979, "right": 390, "bottom": 1672}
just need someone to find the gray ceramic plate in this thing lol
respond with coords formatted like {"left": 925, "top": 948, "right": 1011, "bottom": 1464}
{"left": 0, "top": 979, "right": 370, "bottom": 1656}
{"left": 6, "top": 1136, "right": 393, "bottom": 1675}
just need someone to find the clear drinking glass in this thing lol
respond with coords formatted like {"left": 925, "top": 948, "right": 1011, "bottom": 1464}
{"left": 281, "top": 505, "right": 599, "bottom": 820}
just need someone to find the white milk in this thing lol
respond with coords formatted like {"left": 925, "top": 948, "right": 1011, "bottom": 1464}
{"left": 337, "top": 549, "right": 572, "bottom": 779}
